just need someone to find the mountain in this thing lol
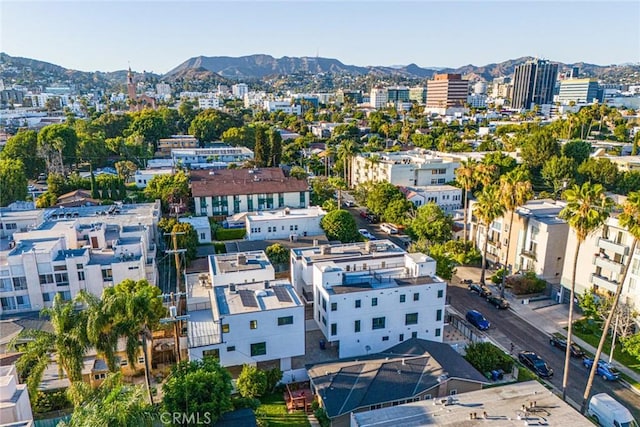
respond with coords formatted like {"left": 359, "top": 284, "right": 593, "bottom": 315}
{"left": 164, "top": 54, "right": 638, "bottom": 82}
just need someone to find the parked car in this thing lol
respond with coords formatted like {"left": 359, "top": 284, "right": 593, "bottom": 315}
{"left": 358, "top": 229, "right": 376, "bottom": 240}
{"left": 518, "top": 351, "right": 554, "bottom": 378}
{"left": 466, "top": 310, "right": 490, "bottom": 331}
{"left": 359, "top": 210, "right": 369, "bottom": 218}
{"left": 487, "top": 295, "right": 510, "bottom": 309}
{"left": 366, "top": 213, "right": 379, "bottom": 224}
{"left": 343, "top": 200, "right": 355, "bottom": 208}
{"left": 583, "top": 357, "right": 620, "bottom": 381}
{"left": 588, "top": 393, "right": 637, "bottom": 427}
{"left": 461, "top": 279, "right": 473, "bottom": 284}
{"left": 379, "top": 223, "right": 399, "bottom": 234}
{"left": 468, "top": 283, "right": 492, "bottom": 298}
{"left": 549, "top": 336, "right": 585, "bottom": 357}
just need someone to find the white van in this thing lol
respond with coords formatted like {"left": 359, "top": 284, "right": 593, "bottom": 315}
{"left": 588, "top": 393, "right": 638, "bottom": 427}
{"left": 379, "top": 223, "right": 398, "bottom": 234}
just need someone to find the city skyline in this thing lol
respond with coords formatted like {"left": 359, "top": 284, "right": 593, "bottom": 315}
{"left": 1, "top": 1, "right": 638, "bottom": 74}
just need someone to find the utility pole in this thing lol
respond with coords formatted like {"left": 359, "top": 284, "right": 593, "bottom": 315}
{"left": 164, "top": 231, "right": 187, "bottom": 364}
{"left": 159, "top": 292, "right": 189, "bottom": 363}
{"left": 164, "top": 231, "right": 186, "bottom": 295}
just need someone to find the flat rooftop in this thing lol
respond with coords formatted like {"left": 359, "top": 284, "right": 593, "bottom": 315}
{"left": 214, "top": 280, "right": 301, "bottom": 315}
{"left": 351, "top": 380, "right": 593, "bottom": 427}
{"left": 328, "top": 269, "right": 441, "bottom": 295}
{"left": 42, "top": 202, "right": 160, "bottom": 228}
{"left": 210, "top": 251, "right": 272, "bottom": 275}
{"left": 292, "top": 240, "right": 405, "bottom": 264}
{"left": 8, "top": 238, "right": 60, "bottom": 256}
{"left": 246, "top": 207, "right": 326, "bottom": 222}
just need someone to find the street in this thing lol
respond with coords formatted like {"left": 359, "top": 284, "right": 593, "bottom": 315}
{"left": 447, "top": 282, "right": 640, "bottom": 420}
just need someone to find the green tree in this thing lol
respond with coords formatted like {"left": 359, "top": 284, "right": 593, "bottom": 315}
{"left": 254, "top": 126, "right": 270, "bottom": 167}
{"left": 0, "top": 130, "right": 44, "bottom": 179}
{"left": 115, "top": 160, "right": 138, "bottom": 183}
{"left": 482, "top": 151, "right": 517, "bottom": 176}
{"left": 143, "top": 170, "right": 190, "bottom": 210}
{"left": 366, "top": 182, "right": 404, "bottom": 217}
{"left": 559, "top": 183, "right": 613, "bottom": 402}
{"left": 0, "top": 159, "right": 28, "bottom": 206}
{"left": 320, "top": 209, "right": 360, "bottom": 243}
{"left": 498, "top": 167, "right": 533, "bottom": 297}
{"left": 473, "top": 185, "right": 505, "bottom": 285}
{"left": 162, "top": 357, "right": 233, "bottom": 425}
{"left": 93, "top": 112, "right": 132, "bottom": 139}
{"left": 127, "top": 110, "right": 170, "bottom": 147}
{"left": 577, "top": 158, "right": 619, "bottom": 190}
{"left": 289, "top": 166, "right": 308, "bottom": 180}
{"left": 159, "top": 218, "right": 199, "bottom": 264}
{"left": 455, "top": 159, "right": 478, "bottom": 242}
{"left": 328, "top": 177, "right": 347, "bottom": 208}
{"left": 268, "top": 128, "right": 283, "bottom": 167}
{"left": 189, "top": 109, "right": 241, "bottom": 143}
{"left": 541, "top": 156, "right": 576, "bottom": 200}
{"left": 617, "top": 171, "right": 640, "bottom": 195}
{"left": 37, "top": 124, "right": 79, "bottom": 173}
{"left": 310, "top": 177, "right": 335, "bottom": 206}
{"left": 236, "top": 364, "right": 267, "bottom": 398}
{"left": 520, "top": 129, "right": 560, "bottom": 170}
{"left": 409, "top": 203, "right": 453, "bottom": 245}
{"left": 76, "top": 132, "right": 109, "bottom": 168}
{"left": 337, "top": 139, "right": 360, "bottom": 186}
{"left": 221, "top": 126, "right": 256, "bottom": 149}
{"left": 177, "top": 99, "right": 198, "bottom": 133}
{"left": 266, "top": 243, "right": 290, "bottom": 266}
{"left": 562, "top": 140, "right": 591, "bottom": 166}
{"left": 384, "top": 198, "right": 414, "bottom": 225}
{"left": 622, "top": 333, "right": 640, "bottom": 360}
{"left": 581, "top": 190, "right": 640, "bottom": 412}
{"left": 60, "top": 373, "right": 157, "bottom": 426}
{"left": 8, "top": 294, "right": 89, "bottom": 396}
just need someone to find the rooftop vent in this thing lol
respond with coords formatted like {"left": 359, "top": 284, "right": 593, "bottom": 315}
{"left": 237, "top": 254, "right": 247, "bottom": 265}
{"left": 264, "top": 280, "right": 270, "bottom": 289}
{"left": 229, "top": 284, "right": 236, "bottom": 293}
{"left": 320, "top": 245, "right": 331, "bottom": 255}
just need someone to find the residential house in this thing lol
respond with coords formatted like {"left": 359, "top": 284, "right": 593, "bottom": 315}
{"left": 244, "top": 207, "right": 326, "bottom": 241}
{"left": 156, "top": 135, "right": 198, "bottom": 156}
{"left": 171, "top": 145, "right": 254, "bottom": 170}
{"left": 399, "top": 185, "right": 462, "bottom": 213}
{"left": 179, "top": 216, "right": 212, "bottom": 244}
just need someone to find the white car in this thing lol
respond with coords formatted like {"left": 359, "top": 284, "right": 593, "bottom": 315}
{"left": 358, "top": 229, "right": 376, "bottom": 240}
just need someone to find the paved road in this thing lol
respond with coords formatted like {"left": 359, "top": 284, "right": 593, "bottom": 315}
{"left": 447, "top": 282, "right": 640, "bottom": 419}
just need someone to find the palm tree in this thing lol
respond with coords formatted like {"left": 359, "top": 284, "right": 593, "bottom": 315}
{"left": 455, "top": 159, "right": 478, "bottom": 242}
{"left": 76, "top": 291, "right": 120, "bottom": 372}
{"left": 559, "top": 183, "right": 613, "bottom": 402}
{"left": 498, "top": 167, "right": 534, "bottom": 298}
{"left": 8, "top": 294, "right": 89, "bottom": 395}
{"left": 473, "top": 185, "right": 505, "bottom": 284}
{"left": 337, "top": 139, "right": 360, "bottom": 187}
{"left": 581, "top": 191, "right": 640, "bottom": 413}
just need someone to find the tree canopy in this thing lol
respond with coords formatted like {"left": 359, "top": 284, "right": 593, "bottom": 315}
{"left": 321, "top": 209, "right": 360, "bottom": 243}
{"left": 0, "top": 159, "right": 28, "bottom": 206}
{"left": 409, "top": 203, "right": 453, "bottom": 245}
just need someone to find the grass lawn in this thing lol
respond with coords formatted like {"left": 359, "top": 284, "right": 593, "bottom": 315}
{"left": 256, "top": 393, "right": 310, "bottom": 427}
{"left": 571, "top": 320, "right": 640, "bottom": 374}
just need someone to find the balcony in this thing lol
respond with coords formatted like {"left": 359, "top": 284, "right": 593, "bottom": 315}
{"left": 593, "top": 255, "right": 624, "bottom": 275}
{"left": 590, "top": 273, "right": 619, "bottom": 293}
{"left": 521, "top": 250, "right": 537, "bottom": 260}
{"left": 597, "top": 238, "right": 629, "bottom": 256}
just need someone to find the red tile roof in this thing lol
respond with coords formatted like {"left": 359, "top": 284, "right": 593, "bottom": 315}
{"left": 191, "top": 168, "right": 309, "bottom": 197}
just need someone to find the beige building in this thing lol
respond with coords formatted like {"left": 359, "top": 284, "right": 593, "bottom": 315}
{"left": 426, "top": 74, "right": 469, "bottom": 109}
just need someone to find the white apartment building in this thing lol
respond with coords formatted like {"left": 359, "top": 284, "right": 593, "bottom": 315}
{"left": 0, "top": 203, "right": 43, "bottom": 239}
{"left": 351, "top": 151, "right": 459, "bottom": 188}
{"left": 263, "top": 100, "right": 302, "bottom": 116}
{"left": 198, "top": 96, "right": 220, "bottom": 110}
{"left": 134, "top": 168, "right": 173, "bottom": 188}
{"left": 470, "top": 200, "right": 569, "bottom": 286}
{"left": 400, "top": 185, "right": 462, "bottom": 213}
{"left": 179, "top": 216, "right": 212, "bottom": 244}
{"left": 560, "top": 213, "right": 640, "bottom": 309}
{"left": 370, "top": 87, "right": 388, "bottom": 109}
{"left": 290, "top": 240, "right": 447, "bottom": 358}
{"left": 171, "top": 146, "right": 254, "bottom": 169}
{"left": 155, "top": 82, "right": 171, "bottom": 96}
{"left": 0, "top": 365, "right": 33, "bottom": 426}
{"left": 0, "top": 203, "right": 160, "bottom": 315}
{"left": 188, "top": 252, "right": 305, "bottom": 371}
{"left": 245, "top": 207, "right": 326, "bottom": 241}
{"left": 232, "top": 83, "right": 249, "bottom": 99}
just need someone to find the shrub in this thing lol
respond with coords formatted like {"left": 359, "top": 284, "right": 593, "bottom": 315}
{"left": 236, "top": 365, "right": 267, "bottom": 398}
{"left": 314, "top": 407, "right": 331, "bottom": 427}
{"left": 265, "top": 367, "right": 283, "bottom": 394}
{"left": 32, "top": 389, "right": 72, "bottom": 414}
{"left": 491, "top": 268, "right": 507, "bottom": 284}
{"left": 506, "top": 271, "right": 546, "bottom": 295}
{"left": 215, "top": 228, "right": 246, "bottom": 240}
{"left": 464, "top": 342, "right": 513, "bottom": 374}
{"left": 232, "top": 396, "right": 261, "bottom": 410}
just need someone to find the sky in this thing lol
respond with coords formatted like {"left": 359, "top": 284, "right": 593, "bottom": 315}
{"left": 1, "top": 1, "right": 639, "bottom": 74}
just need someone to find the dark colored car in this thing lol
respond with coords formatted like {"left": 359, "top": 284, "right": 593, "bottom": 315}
{"left": 487, "top": 295, "right": 510, "bottom": 309}
{"left": 518, "top": 351, "right": 554, "bottom": 378}
{"left": 468, "top": 283, "right": 492, "bottom": 298}
{"left": 583, "top": 357, "right": 620, "bottom": 381}
{"left": 549, "top": 336, "right": 585, "bottom": 357}
{"left": 461, "top": 279, "right": 473, "bottom": 284}
{"left": 466, "top": 310, "right": 490, "bottom": 331}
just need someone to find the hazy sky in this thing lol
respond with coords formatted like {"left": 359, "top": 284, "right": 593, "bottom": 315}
{"left": 2, "top": 1, "right": 639, "bottom": 74}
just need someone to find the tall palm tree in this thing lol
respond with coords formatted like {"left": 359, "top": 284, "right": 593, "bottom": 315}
{"left": 76, "top": 291, "right": 120, "bottom": 372}
{"left": 581, "top": 191, "right": 640, "bottom": 413}
{"left": 559, "top": 183, "right": 613, "bottom": 402}
{"left": 473, "top": 185, "right": 505, "bottom": 284}
{"left": 8, "top": 294, "right": 89, "bottom": 396}
{"left": 338, "top": 139, "right": 360, "bottom": 187}
{"left": 498, "top": 167, "right": 534, "bottom": 298}
{"left": 455, "top": 159, "right": 478, "bottom": 242}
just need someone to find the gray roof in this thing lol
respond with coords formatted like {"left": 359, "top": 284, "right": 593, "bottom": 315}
{"left": 307, "top": 338, "right": 488, "bottom": 418}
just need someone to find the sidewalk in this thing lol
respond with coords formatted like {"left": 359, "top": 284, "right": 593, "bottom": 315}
{"left": 454, "top": 266, "right": 640, "bottom": 389}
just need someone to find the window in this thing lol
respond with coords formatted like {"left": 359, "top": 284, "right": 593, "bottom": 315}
{"left": 222, "top": 324, "right": 230, "bottom": 333}
{"left": 203, "top": 349, "right": 220, "bottom": 359}
{"left": 77, "top": 271, "right": 85, "bottom": 281}
{"left": 372, "top": 317, "right": 386, "bottom": 330}
{"left": 331, "top": 323, "right": 337, "bottom": 336}
{"left": 405, "top": 313, "right": 418, "bottom": 325}
{"left": 39, "top": 274, "right": 54, "bottom": 285}
{"left": 321, "top": 316, "right": 326, "bottom": 326}
{"left": 277, "top": 316, "right": 293, "bottom": 326}
{"left": 411, "top": 332, "right": 418, "bottom": 339}
{"left": 120, "top": 359, "right": 128, "bottom": 366}
{"left": 382, "top": 336, "right": 389, "bottom": 341}
{"left": 12, "top": 277, "right": 27, "bottom": 290}
{"left": 400, "top": 294, "right": 406, "bottom": 303}
{"left": 437, "top": 289, "right": 444, "bottom": 298}
{"left": 251, "top": 342, "right": 267, "bottom": 356}
{"left": 102, "top": 269, "right": 113, "bottom": 280}
{"left": 42, "top": 292, "right": 51, "bottom": 302}
{"left": 138, "top": 356, "right": 145, "bottom": 364}
{"left": 249, "top": 320, "right": 258, "bottom": 329}
{"left": 399, "top": 334, "right": 404, "bottom": 342}
{"left": 58, "top": 291, "right": 71, "bottom": 301}
{"left": 227, "top": 346, "right": 236, "bottom": 352}
{"left": 371, "top": 297, "right": 378, "bottom": 307}
{"left": 435, "top": 328, "right": 441, "bottom": 337}
{"left": 436, "top": 309, "right": 442, "bottom": 322}
{"left": 16, "top": 295, "right": 30, "bottom": 308}
{"left": 423, "top": 394, "right": 432, "bottom": 400}
{"left": 413, "top": 293, "right": 420, "bottom": 301}
{"left": 355, "top": 299, "right": 361, "bottom": 308}
{"left": 76, "top": 264, "right": 83, "bottom": 270}
{"left": 94, "top": 373, "right": 106, "bottom": 380}
{"left": 299, "top": 191, "right": 306, "bottom": 207}
{"left": 450, "top": 390, "right": 457, "bottom": 396}
{"left": 331, "top": 302, "right": 337, "bottom": 311}
{"left": 54, "top": 273, "right": 69, "bottom": 286}
{"left": 354, "top": 320, "right": 361, "bottom": 333}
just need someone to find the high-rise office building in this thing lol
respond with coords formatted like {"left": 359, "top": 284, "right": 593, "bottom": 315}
{"left": 558, "top": 78, "right": 602, "bottom": 104}
{"left": 511, "top": 59, "right": 558, "bottom": 110}
{"left": 426, "top": 74, "right": 469, "bottom": 108}
{"left": 370, "top": 86, "right": 388, "bottom": 109}
{"left": 387, "top": 86, "right": 410, "bottom": 104}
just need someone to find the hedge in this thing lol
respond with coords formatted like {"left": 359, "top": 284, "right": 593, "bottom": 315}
{"left": 215, "top": 228, "right": 246, "bottom": 240}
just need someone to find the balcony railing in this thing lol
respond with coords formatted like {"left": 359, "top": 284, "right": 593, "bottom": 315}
{"left": 597, "top": 238, "right": 629, "bottom": 256}
{"left": 590, "top": 273, "right": 619, "bottom": 293}
{"left": 593, "top": 255, "right": 624, "bottom": 275}
{"left": 521, "top": 250, "right": 537, "bottom": 260}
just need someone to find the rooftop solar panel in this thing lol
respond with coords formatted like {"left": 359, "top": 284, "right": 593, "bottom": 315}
{"left": 273, "top": 286, "right": 292, "bottom": 303}
{"left": 238, "top": 289, "right": 258, "bottom": 307}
